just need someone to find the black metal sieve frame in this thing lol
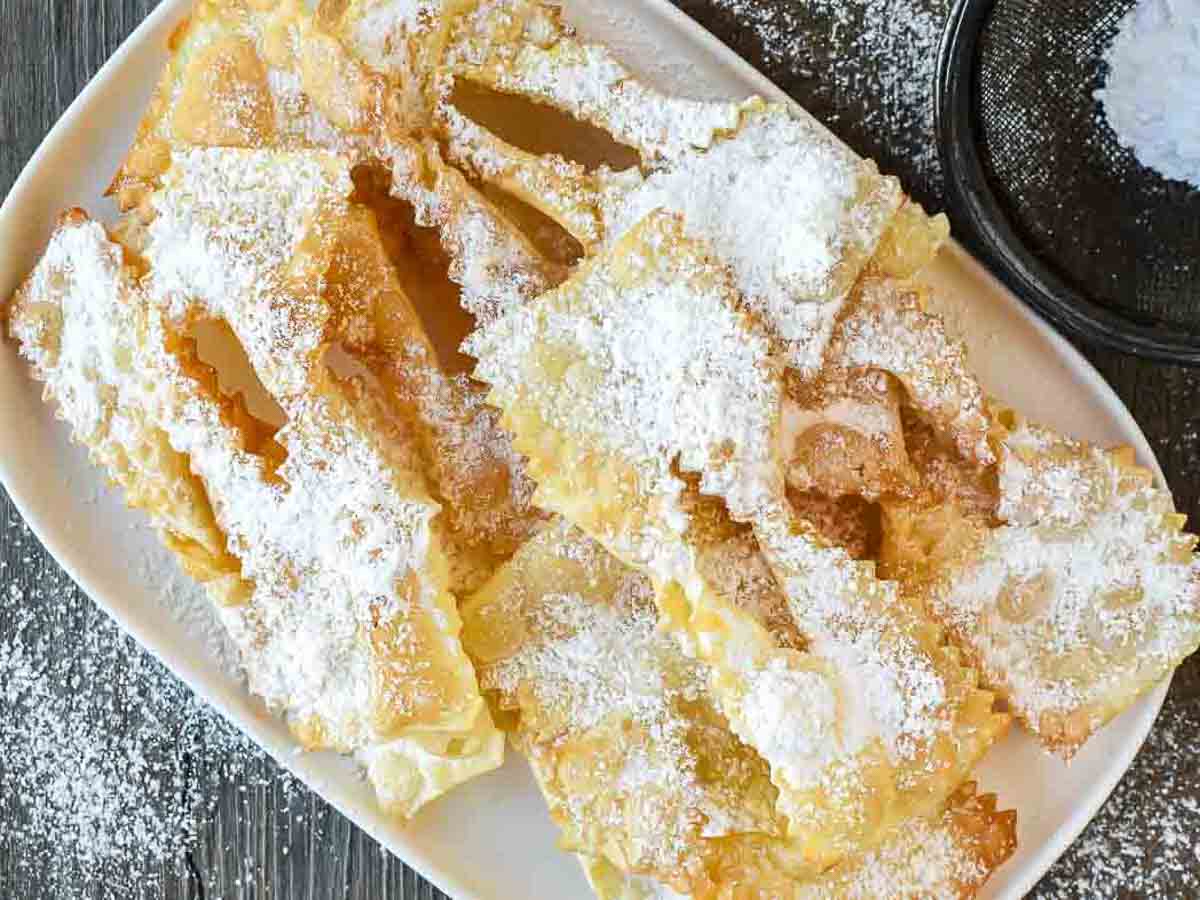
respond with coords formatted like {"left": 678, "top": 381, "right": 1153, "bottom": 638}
{"left": 935, "top": 0, "right": 1200, "bottom": 365}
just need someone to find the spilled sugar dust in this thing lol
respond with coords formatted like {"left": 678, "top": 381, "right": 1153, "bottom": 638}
{"left": 0, "top": 503, "right": 297, "bottom": 900}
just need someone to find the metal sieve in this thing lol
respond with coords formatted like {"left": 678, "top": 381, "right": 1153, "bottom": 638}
{"left": 936, "top": 0, "right": 1200, "bottom": 363}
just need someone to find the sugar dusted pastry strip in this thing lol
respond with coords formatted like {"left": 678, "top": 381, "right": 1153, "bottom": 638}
{"left": 9, "top": 196, "right": 501, "bottom": 817}
{"left": 313, "top": 0, "right": 441, "bottom": 120}
{"left": 443, "top": 81, "right": 907, "bottom": 374}
{"left": 147, "top": 143, "right": 547, "bottom": 580}
{"left": 583, "top": 781, "right": 1016, "bottom": 900}
{"left": 462, "top": 520, "right": 785, "bottom": 895}
{"left": 320, "top": 192, "right": 547, "bottom": 593}
{"left": 470, "top": 214, "right": 845, "bottom": 858}
{"left": 110, "top": 0, "right": 418, "bottom": 212}
{"left": 600, "top": 104, "right": 904, "bottom": 375}
{"left": 389, "top": 137, "right": 565, "bottom": 336}
{"left": 6, "top": 211, "right": 244, "bottom": 599}
{"left": 751, "top": 511, "right": 1009, "bottom": 863}
{"left": 438, "top": 1, "right": 953, "bottom": 375}
{"left": 793, "top": 781, "right": 1017, "bottom": 900}
{"left": 473, "top": 208, "right": 785, "bottom": 562}
{"left": 439, "top": 104, "right": 614, "bottom": 250}
{"left": 884, "top": 414, "right": 1200, "bottom": 756}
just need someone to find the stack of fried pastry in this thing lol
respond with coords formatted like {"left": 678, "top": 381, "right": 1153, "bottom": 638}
{"left": 5, "top": 1, "right": 1198, "bottom": 896}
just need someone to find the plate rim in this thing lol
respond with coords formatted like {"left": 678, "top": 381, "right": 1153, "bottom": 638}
{"left": 0, "top": 1, "right": 1168, "bottom": 898}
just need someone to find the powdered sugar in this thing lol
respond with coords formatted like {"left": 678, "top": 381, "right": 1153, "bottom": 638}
{"left": 756, "top": 515, "right": 949, "bottom": 764}
{"left": 474, "top": 210, "right": 783, "bottom": 550}
{"left": 738, "top": 655, "right": 842, "bottom": 787}
{"left": 1096, "top": 0, "right": 1200, "bottom": 190}
{"left": 0, "top": 515, "right": 296, "bottom": 899}
{"left": 603, "top": 106, "right": 901, "bottom": 374}
{"left": 1035, "top": 688, "right": 1200, "bottom": 898}
{"left": 486, "top": 582, "right": 676, "bottom": 734}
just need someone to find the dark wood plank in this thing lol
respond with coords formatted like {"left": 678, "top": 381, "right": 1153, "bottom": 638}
{"left": 1, "top": 2, "right": 1198, "bottom": 899}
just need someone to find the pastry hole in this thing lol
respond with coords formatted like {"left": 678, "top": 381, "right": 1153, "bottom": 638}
{"left": 350, "top": 164, "right": 477, "bottom": 375}
{"left": 187, "top": 318, "right": 288, "bottom": 428}
{"left": 168, "top": 325, "right": 288, "bottom": 483}
{"left": 474, "top": 180, "right": 583, "bottom": 268}
{"left": 449, "top": 79, "right": 641, "bottom": 173}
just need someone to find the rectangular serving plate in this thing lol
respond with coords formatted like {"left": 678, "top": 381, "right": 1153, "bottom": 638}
{"left": 0, "top": 2, "right": 1168, "bottom": 898}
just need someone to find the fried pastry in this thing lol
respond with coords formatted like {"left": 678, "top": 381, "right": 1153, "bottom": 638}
{"left": 792, "top": 781, "right": 1017, "bottom": 900}
{"left": 786, "top": 489, "right": 879, "bottom": 561}
{"left": 112, "top": 0, "right": 402, "bottom": 210}
{"left": 883, "top": 413, "right": 1200, "bottom": 756}
{"left": 820, "top": 278, "right": 995, "bottom": 468}
{"left": 9, "top": 167, "right": 503, "bottom": 815}
{"left": 388, "top": 137, "right": 566, "bottom": 336}
{"left": 435, "top": 2, "right": 953, "bottom": 374}
{"left": 867, "top": 199, "right": 952, "bottom": 281}
{"left": 473, "top": 208, "right": 1007, "bottom": 868}
{"left": 586, "top": 780, "right": 1016, "bottom": 900}
{"left": 750, "top": 510, "right": 1009, "bottom": 865}
{"left": 323, "top": 173, "right": 547, "bottom": 592}
{"left": 463, "top": 519, "right": 786, "bottom": 895}
{"left": 473, "top": 208, "right": 785, "bottom": 566}
{"left": 439, "top": 0, "right": 743, "bottom": 163}
{"left": 597, "top": 104, "right": 903, "bottom": 375}
{"left": 114, "top": 0, "right": 561, "bottom": 342}
{"left": 5, "top": 211, "right": 238, "bottom": 595}
{"left": 778, "top": 272, "right": 995, "bottom": 505}
{"left": 312, "top": 0, "right": 442, "bottom": 122}
{"left": 114, "top": 0, "right": 555, "bottom": 586}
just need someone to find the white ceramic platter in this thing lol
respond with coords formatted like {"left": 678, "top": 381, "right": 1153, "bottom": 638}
{"left": 0, "top": 2, "right": 1169, "bottom": 898}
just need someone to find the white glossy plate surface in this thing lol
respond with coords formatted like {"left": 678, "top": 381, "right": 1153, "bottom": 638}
{"left": 0, "top": 2, "right": 1167, "bottom": 898}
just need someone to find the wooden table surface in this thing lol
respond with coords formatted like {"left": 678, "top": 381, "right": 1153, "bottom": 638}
{"left": 2, "top": 1, "right": 1199, "bottom": 898}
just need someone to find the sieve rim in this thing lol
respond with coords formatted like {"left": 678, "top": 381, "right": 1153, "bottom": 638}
{"left": 935, "top": 0, "right": 1200, "bottom": 365}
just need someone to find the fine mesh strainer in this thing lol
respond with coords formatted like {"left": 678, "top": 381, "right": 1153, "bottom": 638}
{"left": 936, "top": 0, "right": 1200, "bottom": 363}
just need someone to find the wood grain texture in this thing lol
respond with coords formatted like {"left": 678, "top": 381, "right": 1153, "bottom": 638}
{"left": 1, "top": 1, "right": 1199, "bottom": 898}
